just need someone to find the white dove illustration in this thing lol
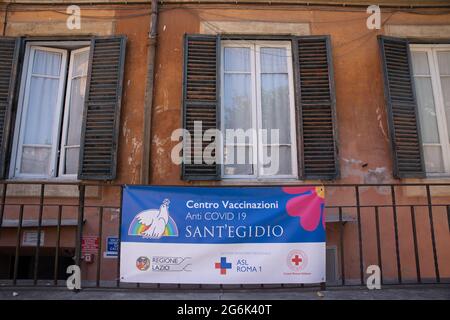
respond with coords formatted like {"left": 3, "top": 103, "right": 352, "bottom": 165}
{"left": 136, "top": 199, "right": 170, "bottom": 239}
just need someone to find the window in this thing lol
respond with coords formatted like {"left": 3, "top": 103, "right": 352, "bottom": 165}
{"left": 221, "top": 41, "right": 297, "bottom": 179}
{"left": 411, "top": 45, "right": 450, "bottom": 174}
{"left": 10, "top": 42, "right": 90, "bottom": 179}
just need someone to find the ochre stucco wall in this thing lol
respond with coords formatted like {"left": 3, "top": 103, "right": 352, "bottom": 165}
{"left": 0, "top": 3, "right": 449, "bottom": 284}
{"left": 150, "top": 5, "right": 450, "bottom": 283}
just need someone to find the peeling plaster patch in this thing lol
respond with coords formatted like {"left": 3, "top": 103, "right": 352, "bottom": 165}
{"left": 364, "top": 167, "right": 388, "bottom": 184}
{"left": 152, "top": 135, "right": 171, "bottom": 179}
{"left": 376, "top": 107, "right": 389, "bottom": 142}
{"left": 152, "top": 135, "right": 169, "bottom": 156}
{"left": 341, "top": 158, "right": 365, "bottom": 180}
{"left": 342, "top": 158, "right": 363, "bottom": 165}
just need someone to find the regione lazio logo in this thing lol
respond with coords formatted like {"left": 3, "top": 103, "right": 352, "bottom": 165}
{"left": 215, "top": 257, "right": 232, "bottom": 275}
{"left": 287, "top": 250, "right": 308, "bottom": 272}
{"left": 128, "top": 199, "right": 179, "bottom": 239}
{"left": 136, "top": 256, "right": 150, "bottom": 271}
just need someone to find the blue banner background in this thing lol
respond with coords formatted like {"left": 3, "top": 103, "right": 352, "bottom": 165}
{"left": 121, "top": 186, "right": 325, "bottom": 244}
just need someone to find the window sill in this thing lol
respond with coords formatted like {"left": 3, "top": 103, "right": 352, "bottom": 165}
{"left": 0, "top": 180, "right": 100, "bottom": 198}
{"left": 399, "top": 175, "right": 450, "bottom": 197}
{"left": 192, "top": 178, "right": 318, "bottom": 186}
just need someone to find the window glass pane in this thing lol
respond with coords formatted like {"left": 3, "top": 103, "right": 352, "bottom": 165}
{"left": 224, "top": 74, "right": 252, "bottom": 131}
{"left": 19, "top": 49, "right": 64, "bottom": 175}
{"left": 20, "top": 146, "right": 51, "bottom": 174}
{"left": 63, "top": 49, "right": 89, "bottom": 175}
{"left": 261, "top": 145, "right": 292, "bottom": 176}
{"left": 23, "top": 77, "right": 60, "bottom": 145}
{"left": 260, "top": 47, "right": 288, "bottom": 73}
{"left": 261, "top": 73, "right": 291, "bottom": 144}
{"left": 32, "top": 50, "right": 61, "bottom": 76}
{"left": 224, "top": 146, "right": 253, "bottom": 175}
{"left": 414, "top": 77, "right": 440, "bottom": 144}
{"left": 72, "top": 50, "right": 89, "bottom": 77}
{"left": 224, "top": 47, "right": 250, "bottom": 72}
{"left": 423, "top": 145, "right": 444, "bottom": 173}
{"left": 411, "top": 51, "right": 430, "bottom": 75}
{"left": 65, "top": 147, "right": 80, "bottom": 175}
{"left": 437, "top": 51, "right": 450, "bottom": 75}
{"left": 66, "top": 50, "right": 89, "bottom": 147}
{"left": 440, "top": 77, "right": 450, "bottom": 143}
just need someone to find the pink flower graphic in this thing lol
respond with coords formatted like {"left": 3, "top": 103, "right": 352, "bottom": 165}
{"left": 283, "top": 186, "right": 325, "bottom": 232}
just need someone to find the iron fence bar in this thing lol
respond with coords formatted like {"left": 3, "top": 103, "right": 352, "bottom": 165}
{"left": 338, "top": 207, "right": 345, "bottom": 285}
{"left": 117, "top": 186, "right": 123, "bottom": 287}
{"left": 410, "top": 205, "right": 421, "bottom": 284}
{"left": 426, "top": 185, "right": 440, "bottom": 283}
{"left": 447, "top": 205, "right": 450, "bottom": 232}
{"left": 96, "top": 207, "right": 103, "bottom": 288}
{"left": 374, "top": 206, "right": 383, "bottom": 285}
{"left": 12, "top": 204, "right": 24, "bottom": 285}
{"left": 390, "top": 185, "right": 402, "bottom": 284}
{"left": 75, "top": 185, "right": 85, "bottom": 267}
{"left": 53, "top": 205, "right": 62, "bottom": 286}
{"left": 355, "top": 186, "right": 364, "bottom": 285}
{"left": 33, "top": 184, "right": 45, "bottom": 285}
{"left": 0, "top": 183, "right": 7, "bottom": 238}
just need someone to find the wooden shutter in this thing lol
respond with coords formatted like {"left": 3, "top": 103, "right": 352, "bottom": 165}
{"left": 295, "top": 36, "right": 339, "bottom": 180}
{"left": 78, "top": 36, "right": 127, "bottom": 180}
{"left": 379, "top": 36, "right": 425, "bottom": 178}
{"left": 182, "top": 34, "right": 220, "bottom": 180}
{"left": 0, "top": 38, "right": 20, "bottom": 179}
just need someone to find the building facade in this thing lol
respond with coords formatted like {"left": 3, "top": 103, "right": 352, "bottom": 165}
{"left": 0, "top": 0, "right": 449, "bottom": 287}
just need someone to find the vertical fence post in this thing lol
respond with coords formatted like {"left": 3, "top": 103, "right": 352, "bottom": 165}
{"left": 426, "top": 185, "right": 440, "bottom": 283}
{"left": 33, "top": 184, "right": 45, "bottom": 285}
{"left": 13, "top": 204, "right": 24, "bottom": 285}
{"left": 390, "top": 185, "right": 402, "bottom": 284}
{"left": 410, "top": 205, "right": 421, "bottom": 283}
{"left": 116, "top": 186, "right": 123, "bottom": 287}
{"left": 374, "top": 206, "right": 383, "bottom": 285}
{"left": 75, "top": 185, "right": 86, "bottom": 268}
{"left": 338, "top": 207, "right": 345, "bottom": 286}
{"left": 96, "top": 207, "right": 103, "bottom": 288}
{"left": 0, "top": 183, "right": 7, "bottom": 239}
{"left": 355, "top": 186, "right": 364, "bottom": 285}
{"left": 53, "top": 205, "right": 62, "bottom": 286}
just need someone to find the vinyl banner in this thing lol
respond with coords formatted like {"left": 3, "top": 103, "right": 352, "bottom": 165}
{"left": 120, "top": 186, "right": 326, "bottom": 284}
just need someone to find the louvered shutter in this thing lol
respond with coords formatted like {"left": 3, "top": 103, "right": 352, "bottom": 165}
{"left": 182, "top": 35, "right": 220, "bottom": 180}
{"left": 0, "top": 38, "right": 20, "bottom": 179}
{"left": 78, "top": 36, "right": 126, "bottom": 180}
{"left": 296, "top": 36, "right": 339, "bottom": 180}
{"left": 379, "top": 36, "right": 425, "bottom": 178}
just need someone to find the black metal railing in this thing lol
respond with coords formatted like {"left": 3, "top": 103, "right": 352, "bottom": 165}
{"left": 0, "top": 181, "right": 448, "bottom": 289}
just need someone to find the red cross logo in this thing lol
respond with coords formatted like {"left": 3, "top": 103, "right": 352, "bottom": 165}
{"left": 287, "top": 250, "right": 308, "bottom": 272}
{"left": 291, "top": 255, "right": 302, "bottom": 266}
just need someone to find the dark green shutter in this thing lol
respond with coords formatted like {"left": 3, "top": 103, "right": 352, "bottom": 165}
{"left": 181, "top": 34, "right": 220, "bottom": 180}
{"left": 379, "top": 36, "right": 425, "bottom": 178}
{"left": 0, "top": 38, "right": 20, "bottom": 179}
{"left": 296, "top": 36, "right": 339, "bottom": 180}
{"left": 78, "top": 36, "right": 127, "bottom": 180}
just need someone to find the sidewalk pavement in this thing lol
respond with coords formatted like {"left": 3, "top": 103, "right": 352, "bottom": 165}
{"left": 0, "top": 284, "right": 449, "bottom": 300}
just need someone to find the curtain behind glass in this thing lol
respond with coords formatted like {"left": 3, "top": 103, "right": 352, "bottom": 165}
{"left": 20, "top": 49, "right": 63, "bottom": 175}
{"left": 63, "top": 49, "right": 89, "bottom": 175}
{"left": 260, "top": 47, "right": 292, "bottom": 175}
{"left": 223, "top": 47, "right": 253, "bottom": 176}
{"left": 412, "top": 51, "right": 444, "bottom": 173}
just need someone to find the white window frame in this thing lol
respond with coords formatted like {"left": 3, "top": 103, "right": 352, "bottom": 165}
{"left": 9, "top": 42, "right": 90, "bottom": 180}
{"left": 11, "top": 45, "right": 68, "bottom": 179}
{"left": 410, "top": 44, "right": 450, "bottom": 175}
{"left": 220, "top": 40, "right": 298, "bottom": 180}
{"left": 58, "top": 46, "right": 90, "bottom": 179}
